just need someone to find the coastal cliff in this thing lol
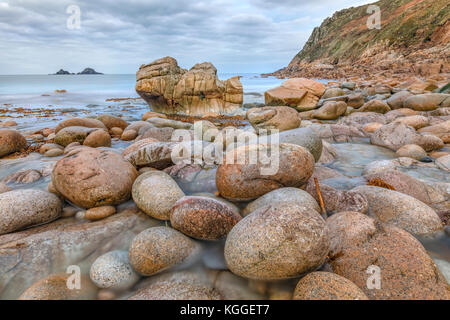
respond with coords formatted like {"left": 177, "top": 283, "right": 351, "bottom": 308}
{"left": 267, "top": 0, "right": 450, "bottom": 79}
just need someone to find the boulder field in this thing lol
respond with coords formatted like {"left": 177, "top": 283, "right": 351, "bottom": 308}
{"left": 0, "top": 73, "right": 449, "bottom": 301}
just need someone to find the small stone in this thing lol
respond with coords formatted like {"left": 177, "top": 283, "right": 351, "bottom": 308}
{"left": 83, "top": 129, "right": 111, "bottom": 148}
{"left": 170, "top": 196, "right": 242, "bottom": 240}
{"left": 97, "top": 114, "right": 128, "bottom": 130}
{"left": 242, "top": 187, "right": 319, "bottom": 217}
{"left": 1, "top": 120, "right": 18, "bottom": 127}
{"left": 396, "top": 144, "right": 427, "bottom": 160}
{"left": 97, "top": 289, "right": 116, "bottom": 300}
{"left": 128, "top": 270, "right": 221, "bottom": 300}
{"left": 128, "top": 226, "right": 200, "bottom": 276}
{"left": 132, "top": 171, "right": 185, "bottom": 220}
{"left": 0, "top": 182, "right": 11, "bottom": 194}
{"left": 85, "top": 206, "right": 116, "bottom": 221}
{"left": 121, "top": 129, "right": 137, "bottom": 141}
{"left": 247, "top": 106, "right": 300, "bottom": 133}
{"left": 3, "top": 169, "right": 42, "bottom": 184}
{"left": 293, "top": 272, "right": 368, "bottom": 300}
{"left": 75, "top": 211, "right": 86, "bottom": 220}
{"left": 110, "top": 127, "right": 123, "bottom": 136}
{"left": 362, "top": 122, "right": 383, "bottom": 133}
{"left": 312, "top": 101, "right": 347, "bottom": 120}
{"left": 436, "top": 155, "right": 450, "bottom": 171}
{"left": 90, "top": 250, "right": 139, "bottom": 291}
{"left": 18, "top": 273, "right": 97, "bottom": 300}
{"left": 358, "top": 100, "right": 391, "bottom": 114}
{"left": 61, "top": 206, "right": 78, "bottom": 218}
{"left": 0, "top": 189, "right": 62, "bottom": 235}
{"left": 40, "top": 143, "right": 62, "bottom": 154}
{"left": 0, "top": 129, "right": 27, "bottom": 157}
{"left": 55, "top": 118, "right": 106, "bottom": 133}
{"left": 420, "top": 156, "right": 434, "bottom": 163}
{"left": 44, "top": 148, "right": 64, "bottom": 157}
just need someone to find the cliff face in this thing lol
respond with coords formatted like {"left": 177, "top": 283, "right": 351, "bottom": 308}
{"left": 268, "top": 0, "right": 450, "bottom": 79}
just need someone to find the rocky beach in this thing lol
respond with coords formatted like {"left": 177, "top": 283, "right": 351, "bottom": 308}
{"left": 0, "top": 0, "right": 449, "bottom": 301}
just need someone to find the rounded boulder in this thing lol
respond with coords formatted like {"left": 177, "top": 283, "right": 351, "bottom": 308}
{"left": 51, "top": 147, "right": 138, "bottom": 208}
{"left": 224, "top": 202, "right": 329, "bottom": 280}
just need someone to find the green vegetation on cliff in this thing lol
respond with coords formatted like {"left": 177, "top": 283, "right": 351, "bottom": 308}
{"left": 295, "top": 0, "right": 449, "bottom": 64}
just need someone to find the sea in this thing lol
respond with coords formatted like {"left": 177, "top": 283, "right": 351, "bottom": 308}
{"left": 0, "top": 73, "right": 284, "bottom": 131}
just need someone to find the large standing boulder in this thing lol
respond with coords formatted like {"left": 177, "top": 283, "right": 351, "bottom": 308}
{"left": 265, "top": 78, "right": 325, "bottom": 111}
{"left": 216, "top": 143, "right": 315, "bottom": 202}
{"left": 0, "top": 189, "right": 62, "bottom": 235}
{"left": 135, "top": 57, "right": 243, "bottom": 116}
{"left": 51, "top": 147, "right": 138, "bottom": 208}
{"left": 224, "top": 202, "right": 329, "bottom": 280}
{"left": 327, "top": 212, "right": 449, "bottom": 300}
{"left": 0, "top": 129, "right": 27, "bottom": 157}
{"left": 247, "top": 106, "right": 300, "bottom": 133}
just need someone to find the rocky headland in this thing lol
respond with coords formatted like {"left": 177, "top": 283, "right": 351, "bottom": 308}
{"left": 265, "top": 0, "right": 449, "bottom": 81}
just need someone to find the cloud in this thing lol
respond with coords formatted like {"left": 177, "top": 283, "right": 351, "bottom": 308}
{"left": 0, "top": 0, "right": 374, "bottom": 74}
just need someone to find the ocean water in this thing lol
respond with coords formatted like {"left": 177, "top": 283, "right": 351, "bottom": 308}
{"left": 0, "top": 73, "right": 283, "bottom": 105}
{"left": 0, "top": 73, "right": 284, "bottom": 131}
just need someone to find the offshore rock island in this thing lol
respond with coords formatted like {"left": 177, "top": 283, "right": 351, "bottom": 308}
{"left": 52, "top": 68, "right": 103, "bottom": 75}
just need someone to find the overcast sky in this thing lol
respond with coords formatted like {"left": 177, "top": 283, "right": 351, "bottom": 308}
{"left": 0, "top": 0, "right": 374, "bottom": 74}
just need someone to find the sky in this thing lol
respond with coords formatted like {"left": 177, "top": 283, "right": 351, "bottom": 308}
{"left": 0, "top": 0, "right": 375, "bottom": 74}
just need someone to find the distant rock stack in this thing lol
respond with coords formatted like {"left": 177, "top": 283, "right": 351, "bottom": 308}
{"left": 78, "top": 68, "right": 103, "bottom": 75}
{"left": 52, "top": 68, "right": 103, "bottom": 75}
{"left": 135, "top": 57, "right": 243, "bottom": 116}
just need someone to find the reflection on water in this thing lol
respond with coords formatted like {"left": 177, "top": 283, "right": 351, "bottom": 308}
{"left": 329, "top": 142, "right": 396, "bottom": 176}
